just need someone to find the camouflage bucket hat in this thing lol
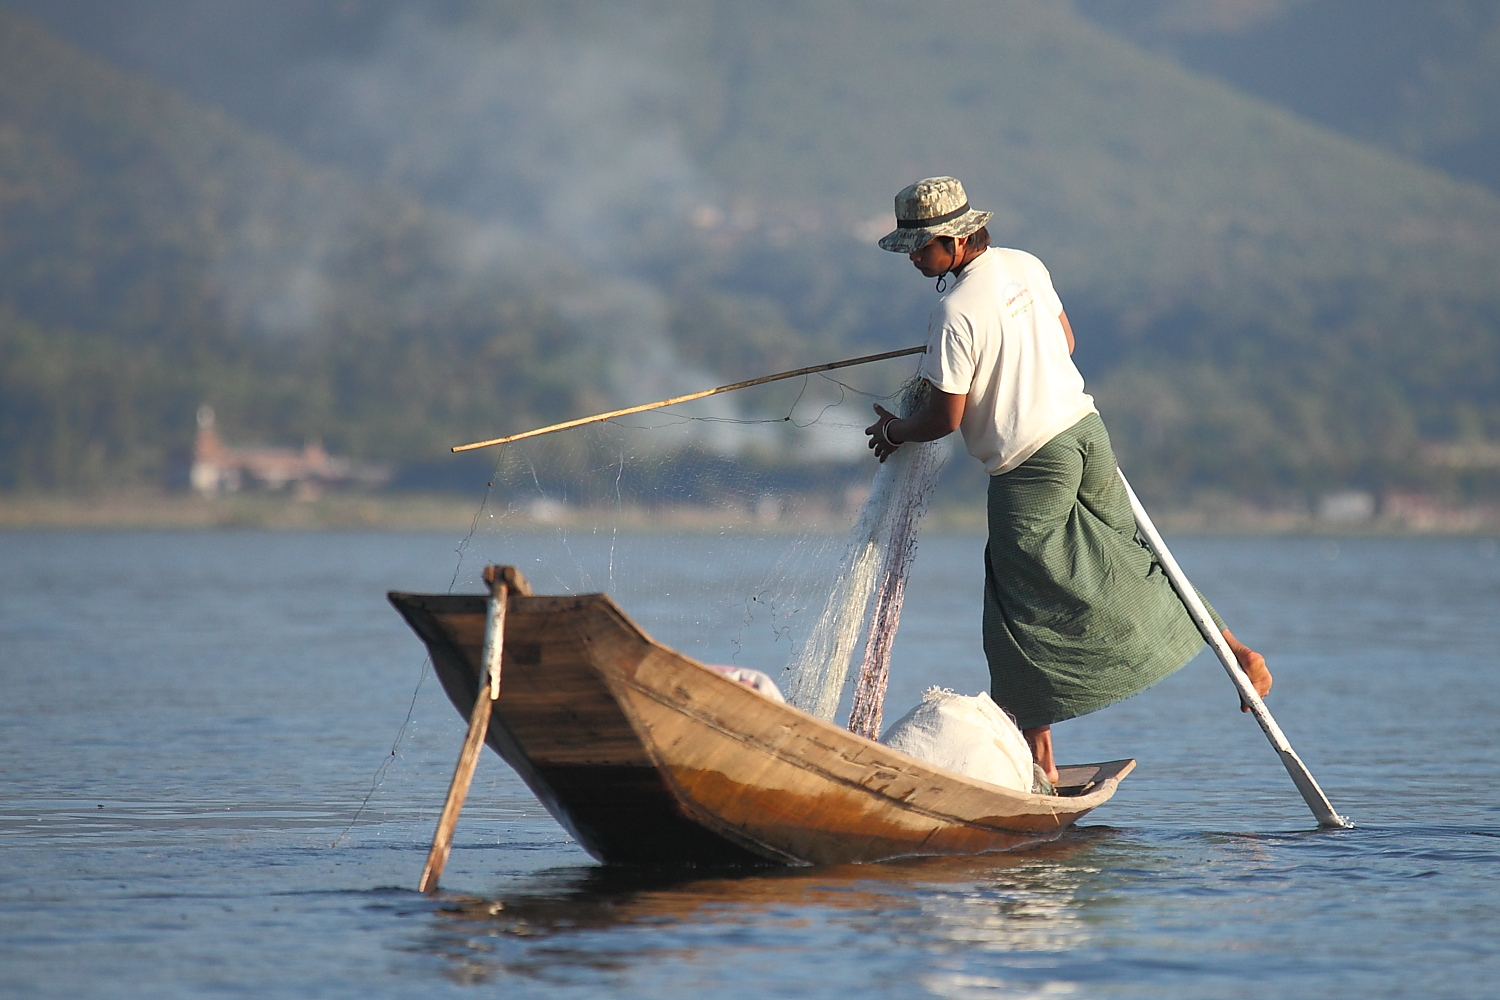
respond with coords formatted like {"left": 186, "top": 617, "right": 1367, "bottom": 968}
{"left": 877, "top": 176, "right": 993, "bottom": 254}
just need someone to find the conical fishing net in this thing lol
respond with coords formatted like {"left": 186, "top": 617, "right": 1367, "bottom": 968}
{"left": 455, "top": 363, "right": 948, "bottom": 732}
{"left": 785, "top": 379, "right": 947, "bottom": 732}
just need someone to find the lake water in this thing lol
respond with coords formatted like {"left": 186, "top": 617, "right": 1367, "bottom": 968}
{"left": 2, "top": 529, "right": 1498, "bottom": 998}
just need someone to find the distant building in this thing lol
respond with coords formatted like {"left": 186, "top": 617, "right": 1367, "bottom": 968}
{"left": 190, "top": 406, "right": 391, "bottom": 499}
{"left": 1316, "top": 490, "right": 1376, "bottom": 523}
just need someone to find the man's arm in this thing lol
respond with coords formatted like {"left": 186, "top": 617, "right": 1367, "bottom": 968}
{"left": 1059, "top": 310, "right": 1075, "bottom": 355}
{"left": 864, "top": 383, "right": 966, "bottom": 462}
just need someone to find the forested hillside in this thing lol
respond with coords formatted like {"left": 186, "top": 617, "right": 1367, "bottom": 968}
{"left": 664, "top": 1, "right": 1500, "bottom": 499}
{"left": 1076, "top": 0, "right": 1500, "bottom": 197}
{"left": 3, "top": 2, "right": 1499, "bottom": 504}
{"left": 0, "top": 13, "right": 643, "bottom": 489}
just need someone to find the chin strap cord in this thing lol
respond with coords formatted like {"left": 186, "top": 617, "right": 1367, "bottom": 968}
{"left": 934, "top": 234, "right": 972, "bottom": 293}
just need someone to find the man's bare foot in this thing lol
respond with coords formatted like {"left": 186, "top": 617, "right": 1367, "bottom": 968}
{"left": 1222, "top": 628, "right": 1271, "bottom": 712}
{"left": 1022, "top": 724, "right": 1059, "bottom": 785}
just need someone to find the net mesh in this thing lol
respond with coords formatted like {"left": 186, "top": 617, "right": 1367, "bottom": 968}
{"left": 785, "top": 380, "right": 947, "bottom": 730}
{"left": 455, "top": 360, "right": 947, "bottom": 731}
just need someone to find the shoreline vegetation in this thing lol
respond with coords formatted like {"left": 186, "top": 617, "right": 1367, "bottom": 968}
{"left": 2, "top": 489, "right": 1496, "bottom": 536}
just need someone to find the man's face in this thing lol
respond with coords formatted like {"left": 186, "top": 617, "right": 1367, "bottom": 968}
{"left": 909, "top": 237, "right": 957, "bottom": 277}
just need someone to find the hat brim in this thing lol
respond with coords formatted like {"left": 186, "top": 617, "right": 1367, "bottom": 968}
{"left": 877, "top": 209, "right": 993, "bottom": 253}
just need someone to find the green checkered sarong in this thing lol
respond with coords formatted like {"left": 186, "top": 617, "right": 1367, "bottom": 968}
{"left": 983, "top": 412, "right": 1219, "bottom": 729}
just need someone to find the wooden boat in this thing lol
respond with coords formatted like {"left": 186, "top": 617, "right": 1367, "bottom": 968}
{"left": 389, "top": 569, "right": 1134, "bottom": 867}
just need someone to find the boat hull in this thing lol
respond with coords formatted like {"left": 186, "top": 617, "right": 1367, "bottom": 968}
{"left": 389, "top": 588, "right": 1133, "bottom": 866}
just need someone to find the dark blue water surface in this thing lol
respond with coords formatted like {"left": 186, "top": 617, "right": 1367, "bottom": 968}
{"left": 2, "top": 530, "right": 1497, "bottom": 998}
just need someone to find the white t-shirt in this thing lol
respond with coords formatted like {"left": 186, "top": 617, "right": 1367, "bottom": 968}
{"left": 918, "top": 247, "right": 1097, "bottom": 475}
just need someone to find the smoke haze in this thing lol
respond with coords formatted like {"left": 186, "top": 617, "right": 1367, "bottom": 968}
{"left": 68, "top": 1, "right": 744, "bottom": 427}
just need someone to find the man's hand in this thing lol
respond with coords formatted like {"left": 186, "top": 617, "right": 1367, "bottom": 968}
{"left": 863, "top": 386, "right": 966, "bottom": 463}
{"left": 1222, "top": 628, "right": 1272, "bottom": 712}
{"left": 865, "top": 404, "right": 901, "bottom": 463}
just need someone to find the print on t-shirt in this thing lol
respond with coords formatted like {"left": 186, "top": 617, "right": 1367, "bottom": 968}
{"left": 1002, "top": 283, "right": 1033, "bottom": 319}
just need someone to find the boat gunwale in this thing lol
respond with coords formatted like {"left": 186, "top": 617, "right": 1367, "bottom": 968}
{"left": 605, "top": 644, "right": 1130, "bottom": 828}
{"left": 389, "top": 588, "right": 1133, "bottom": 823}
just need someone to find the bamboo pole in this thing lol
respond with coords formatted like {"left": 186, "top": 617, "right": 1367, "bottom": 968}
{"left": 451, "top": 345, "right": 927, "bottom": 453}
{"left": 1117, "top": 470, "right": 1351, "bottom": 829}
{"left": 417, "top": 565, "right": 530, "bottom": 893}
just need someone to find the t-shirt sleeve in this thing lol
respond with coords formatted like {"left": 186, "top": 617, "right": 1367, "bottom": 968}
{"left": 918, "top": 307, "right": 977, "bottom": 395}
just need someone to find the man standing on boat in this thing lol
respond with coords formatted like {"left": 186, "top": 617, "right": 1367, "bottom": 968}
{"left": 864, "top": 176, "right": 1272, "bottom": 784}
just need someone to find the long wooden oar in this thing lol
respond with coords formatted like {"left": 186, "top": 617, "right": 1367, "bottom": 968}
{"left": 1117, "top": 470, "right": 1351, "bottom": 829}
{"left": 418, "top": 565, "right": 531, "bottom": 893}
{"left": 451, "top": 345, "right": 927, "bottom": 452}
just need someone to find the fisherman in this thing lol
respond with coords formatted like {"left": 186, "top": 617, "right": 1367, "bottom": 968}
{"left": 865, "top": 176, "right": 1271, "bottom": 785}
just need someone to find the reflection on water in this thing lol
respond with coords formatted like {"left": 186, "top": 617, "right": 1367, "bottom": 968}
{"left": 414, "top": 834, "right": 1106, "bottom": 990}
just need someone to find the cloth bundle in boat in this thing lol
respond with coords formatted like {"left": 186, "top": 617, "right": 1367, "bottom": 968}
{"left": 983, "top": 413, "right": 1223, "bottom": 729}
{"left": 879, "top": 688, "right": 1034, "bottom": 792}
{"left": 706, "top": 664, "right": 786, "bottom": 703}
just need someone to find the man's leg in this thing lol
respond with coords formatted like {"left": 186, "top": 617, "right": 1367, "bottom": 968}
{"left": 1023, "top": 725, "right": 1057, "bottom": 785}
{"left": 1077, "top": 420, "right": 1274, "bottom": 711}
{"left": 1223, "top": 628, "right": 1272, "bottom": 710}
{"left": 983, "top": 432, "right": 1086, "bottom": 745}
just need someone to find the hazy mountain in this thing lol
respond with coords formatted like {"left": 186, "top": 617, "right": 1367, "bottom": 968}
{"left": 4, "top": 1, "right": 1499, "bottom": 504}
{"left": 1075, "top": 0, "right": 1500, "bottom": 196}
{"left": 0, "top": 11, "right": 693, "bottom": 489}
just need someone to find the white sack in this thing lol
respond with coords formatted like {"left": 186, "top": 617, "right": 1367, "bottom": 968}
{"left": 879, "top": 687, "right": 1033, "bottom": 792}
{"left": 705, "top": 664, "right": 786, "bottom": 703}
